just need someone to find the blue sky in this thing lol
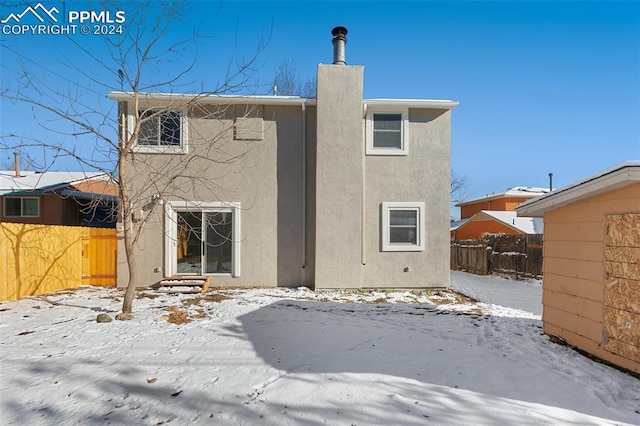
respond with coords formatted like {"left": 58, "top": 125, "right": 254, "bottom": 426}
{"left": 1, "top": 1, "right": 639, "bottom": 215}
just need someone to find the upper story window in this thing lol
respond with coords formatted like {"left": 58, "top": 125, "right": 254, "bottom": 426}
{"left": 132, "top": 107, "right": 188, "bottom": 153}
{"left": 4, "top": 196, "right": 39, "bottom": 217}
{"left": 366, "top": 108, "right": 409, "bottom": 156}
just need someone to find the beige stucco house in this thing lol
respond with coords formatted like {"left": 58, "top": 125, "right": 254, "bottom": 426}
{"left": 517, "top": 162, "right": 640, "bottom": 374}
{"left": 108, "top": 27, "right": 458, "bottom": 290}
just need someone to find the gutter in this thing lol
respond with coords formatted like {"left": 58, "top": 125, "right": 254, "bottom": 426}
{"left": 361, "top": 102, "right": 367, "bottom": 266}
{"left": 301, "top": 102, "right": 307, "bottom": 282}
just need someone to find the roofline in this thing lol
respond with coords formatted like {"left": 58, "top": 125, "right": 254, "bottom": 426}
{"left": 455, "top": 191, "right": 545, "bottom": 207}
{"left": 516, "top": 161, "right": 640, "bottom": 217}
{"left": 474, "top": 210, "right": 530, "bottom": 235}
{"left": 365, "top": 98, "right": 459, "bottom": 109}
{"left": 453, "top": 210, "right": 538, "bottom": 235}
{"left": 60, "top": 189, "right": 118, "bottom": 202}
{"left": 107, "top": 92, "right": 316, "bottom": 106}
{"left": 0, "top": 171, "right": 110, "bottom": 192}
{"left": 107, "top": 92, "right": 459, "bottom": 109}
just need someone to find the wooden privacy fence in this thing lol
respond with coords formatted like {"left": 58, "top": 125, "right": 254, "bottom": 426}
{"left": 451, "top": 234, "right": 543, "bottom": 279}
{"left": 0, "top": 223, "right": 116, "bottom": 301}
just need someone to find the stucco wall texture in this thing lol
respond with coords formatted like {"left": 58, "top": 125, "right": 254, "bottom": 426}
{"left": 542, "top": 182, "right": 640, "bottom": 374}
{"left": 116, "top": 63, "right": 454, "bottom": 291}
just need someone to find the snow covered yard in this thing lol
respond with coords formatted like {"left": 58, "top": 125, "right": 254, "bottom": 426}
{"left": 1, "top": 272, "right": 639, "bottom": 425}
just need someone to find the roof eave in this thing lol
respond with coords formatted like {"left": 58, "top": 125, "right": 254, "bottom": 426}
{"left": 107, "top": 91, "right": 317, "bottom": 106}
{"left": 365, "top": 98, "right": 459, "bottom": 110}
{"left": 107, "top": 92, "right": 459, "bottom": 109}
{"left": 456, "top": 192, "right": 542, "bottom": 207}
{"left": 517, "top": 163, "right": 640, "bottom": 217}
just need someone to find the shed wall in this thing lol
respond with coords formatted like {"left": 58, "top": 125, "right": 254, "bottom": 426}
{"left": 542, "top": 182, "right": 640, "bottom": 373}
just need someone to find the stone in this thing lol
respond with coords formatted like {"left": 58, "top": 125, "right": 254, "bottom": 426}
{"left": 96, "top": 313, "right": 113, "bottom": 323}
{"left": 115, "top": 312, "right": 134, "bottom": 321}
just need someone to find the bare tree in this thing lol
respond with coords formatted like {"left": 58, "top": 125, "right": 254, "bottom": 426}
{"left": 1, "top": 1, "right": 265, "bottom": 319}
{"left": 273, "top": 58, "right": 316, "bottom": 97}
{"left": 451, "top": 170, "right": 469, "bottom": 204}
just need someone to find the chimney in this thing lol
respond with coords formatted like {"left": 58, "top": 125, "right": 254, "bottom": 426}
{"left": 331, "top": 26, "right": 348, "bottom": 65}
{"left": 13, "top": 151, "right": 20, "bottom": 177}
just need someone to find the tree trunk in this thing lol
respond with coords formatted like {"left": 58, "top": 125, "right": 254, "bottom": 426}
{"left": 118, "top": 151, "right": 136, "bottom": 319}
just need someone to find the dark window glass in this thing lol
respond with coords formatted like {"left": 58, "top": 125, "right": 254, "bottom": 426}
{"left": 138, "top": 110, "right": 181, "bottom": 146}
{"left": 373, "top": 113, "right": 402, "bottom": 149}
{"left": 389, "top": 209, "right": 417, "bottom": 244}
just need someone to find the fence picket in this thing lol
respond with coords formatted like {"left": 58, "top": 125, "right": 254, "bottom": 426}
{"left": 0, "top": 223, "right": 116, "bottom": 301}
{"left": 451, "top": 234, "right": 543, "bottom": 279}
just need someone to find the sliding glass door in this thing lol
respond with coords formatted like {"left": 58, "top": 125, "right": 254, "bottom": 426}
{"left": 176, "top": 210, "right": 233, "bottom": 275}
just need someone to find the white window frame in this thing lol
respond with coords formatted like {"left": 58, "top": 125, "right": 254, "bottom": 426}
{"left": 3, "top": 196, "right": 40, "bottom": 217}
{"left": 165, "top": 201, "right": 241, "bottom": 277}
{"left": 128, "top": 105, "right": 189, "bottom": 154}
{"left": 381, "top": 202, "right": 425, "bottom": 251}
{"left": 366, "top": 108, "right": 409, "bottom": 156}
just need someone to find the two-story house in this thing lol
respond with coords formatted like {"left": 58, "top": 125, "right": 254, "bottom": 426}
{"left": 108, "top": 27, "right": 458, "bottom": 290}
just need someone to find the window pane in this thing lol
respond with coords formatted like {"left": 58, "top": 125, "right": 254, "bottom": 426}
{"left": 373, "top": 131, "right": 402, "bottom": 149}
{"left": 138, "top": 111, "right": 158, "bottom": 145}
{"left": 22, "top": 198, "right": 39, "bottom": 216}
{"left": 390, "top": 210, "right": 417, "bottom": 226}
{"left": 205, "top": 212, "right": 232, "bottom": 274}
{"left": 160, "top": 111, "right": 181, "bottom": 146}
{"left": 374, "top": 114, "right": 402, "bottom": 130}
{"left": 390, "top": 227, "right": 417, "bottom": 244}
{"left": 176, "top": 212, "right": 203, "bottom": 274}
{"left": 5, "top": 198, "right": 21, "bottom": 216}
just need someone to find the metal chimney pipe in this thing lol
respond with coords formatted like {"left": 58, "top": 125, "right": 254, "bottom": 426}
{"left": 13, "top": 151, "right": 20, "bottom": 177}
{"left": 548, "top": 172, "right": 553, "bottom": 191}
{"left": 332, "top": 26, "right": 348, "bottom": 65}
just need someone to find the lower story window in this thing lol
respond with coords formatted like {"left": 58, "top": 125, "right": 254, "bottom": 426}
{"left": 166, "top": 201, "right": 241, "bottom": 277}
{"left": 381, "top": 202, "right": 425, "bottom": 251}
{"left": 4, "top": 196, "right": 39, "bottom": 217}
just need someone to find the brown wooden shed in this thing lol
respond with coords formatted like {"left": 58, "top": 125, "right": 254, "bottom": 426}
{"left": 517, "top": 162, "right": 640, "bottom": 374}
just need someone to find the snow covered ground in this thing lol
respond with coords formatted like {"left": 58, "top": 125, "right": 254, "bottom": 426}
{"left": 1, "top": 272, "right": 639, "bottom": 425}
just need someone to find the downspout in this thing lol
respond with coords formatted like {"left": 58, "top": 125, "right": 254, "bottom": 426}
{"left": 361, "top": 102, "right": 367, "bottom": 266}
{"left": 301, "top": 101, "right": 307, "bottom": 283}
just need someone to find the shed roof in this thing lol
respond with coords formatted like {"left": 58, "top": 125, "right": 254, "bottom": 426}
{"left": 516, "top": 161, "right": 640, "bottom": 217}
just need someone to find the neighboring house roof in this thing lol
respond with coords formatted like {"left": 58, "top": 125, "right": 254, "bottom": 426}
{"left": 450, "top": 218, "right": 469, "bottom": 232}
{"left": 456, "top": 186, "right": 549, "bottom": 207}
{"left": 478, "top": 210, "right": 544, "bottom": 234}
{"left": 454, "top": 210, "right": 543, "bottom": 236}
{"left": 107, "top": 91, "right": 460, "bottom": 110}
{"left": 517, "top": 161, "right": 640, "bottom": 217}
{"left": 0, "top": 171, "right": 110, "bottom": 195}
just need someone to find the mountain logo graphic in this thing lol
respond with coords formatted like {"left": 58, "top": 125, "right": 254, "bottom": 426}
{"left": 1, "top": 3, "right": 59, "bottom": 24}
